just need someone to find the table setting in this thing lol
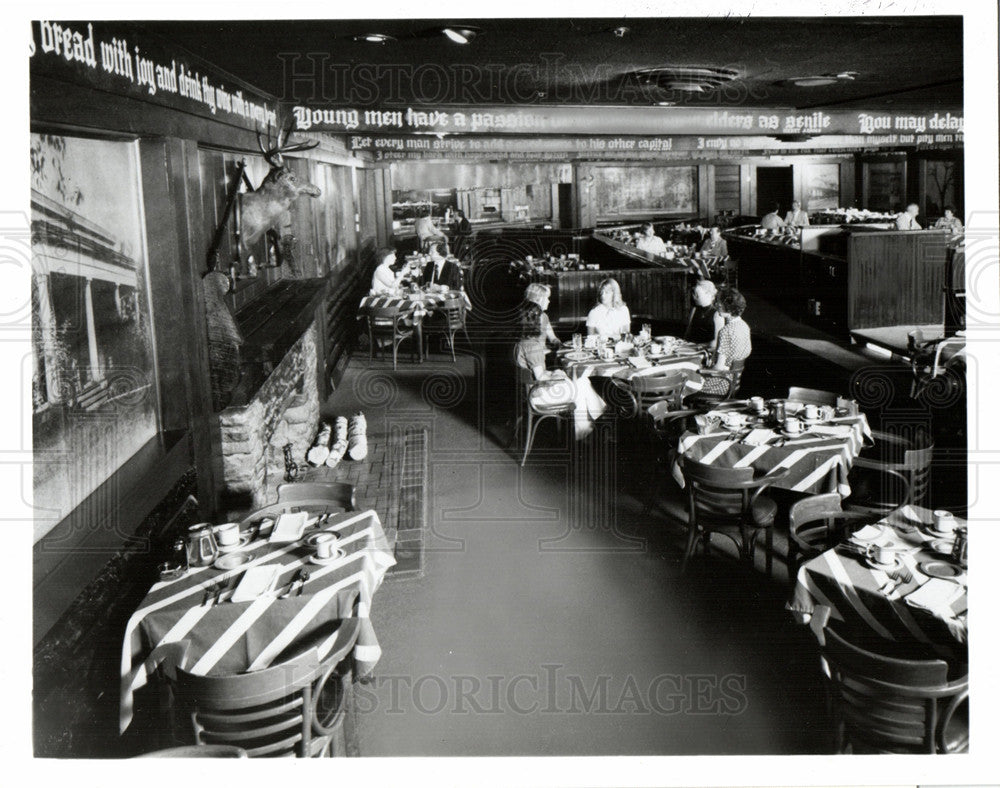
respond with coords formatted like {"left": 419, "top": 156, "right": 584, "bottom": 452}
{"left": 119, "top": 508, "right": 395, "bottom": 733}
{"left": 556, "top": 328, "right": 707, "bottom": 382}
{"left": 674, "top": 396, "right": 872, "bottom": 495}
{"left": 789, "top": 505, "right": 968, "bottom": 656}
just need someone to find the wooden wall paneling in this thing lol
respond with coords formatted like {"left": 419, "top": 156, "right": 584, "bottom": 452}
{"left": 740, "top": 163, "right": 754, "bottom": 216}
{"left": 840, "top": 159, "right": 856, "bottom": 207}
{"left": 699, "top": 164, "right": 712, "bottom": 219}
{"left": 847, "top": 230, "right": 948, "bottom": 329}
{"left": 714, "top": 165, "right": 741, "bottom": 214}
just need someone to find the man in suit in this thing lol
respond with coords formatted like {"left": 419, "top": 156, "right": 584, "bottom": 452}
{"left": 784, "top": 200, "right": 810, "bottom": 227}
{"left": 421, "top": 242, "right": 463, "bottom": 290}
{"left": 760, "top": 204, "right": 786, "bottom": 230}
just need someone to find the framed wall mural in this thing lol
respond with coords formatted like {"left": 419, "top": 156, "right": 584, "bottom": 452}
{"left": 30, "top": 133, "right": 158, "bottom": 541}
{"left": 802, "top": 163, "right": 840, "bottom": 211}
{"left": 594, "top": 166, "right": 697, "bottom": 217}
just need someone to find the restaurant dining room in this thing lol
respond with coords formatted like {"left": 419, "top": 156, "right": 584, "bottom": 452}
{"left": 9, "top": 2, "right": 1000, "bottom": 784}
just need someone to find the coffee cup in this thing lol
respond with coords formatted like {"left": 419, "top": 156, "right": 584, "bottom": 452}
{"left": 784, "top": 418, "right": 801, "bottom": 434}
{"left": 866, "top": 543, "right": 892, "bottom": 566}
{"left": 724, "top": 412, "right": 743, "bottom": 428}
{"left": 215, "top": 522, "right": 240, "bottom": 547}
{"left": 750, "top": 396, "right": 765, "bottom": 413}
{"left": 932, "top": 510, "right": 956, "bottom": 533}
{"left": 803, "top": 404, "right": 819, "bottom": 420}
{"left": 315, "top": 533, "right": 338, "bottom": 560}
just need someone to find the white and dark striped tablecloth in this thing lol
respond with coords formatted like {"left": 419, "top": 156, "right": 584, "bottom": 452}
{"left": 118, "top": 510, "right": 394, "bottom": 733}
{"left": 674, "top": 413, "right": 871, "bottom": 496}
{"left": 558, "top": 348, "right": 706, "bottom": 382}
{"left": 788, "top": 505, "right": 968, "bottom": 655}
{"left": 359, "top": 289, "right": 469, "bottom": 318}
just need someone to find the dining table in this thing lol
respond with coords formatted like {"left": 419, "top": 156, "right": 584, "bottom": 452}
{"left": 359, "top": 286, "right": 469, "bottom": 362}
{"left": 556, "top": 337, "right": 707, "bottom": 384}
{"left": 118, "top": 508, "right": 395, "bottom": 733}
{"left": 673, "top": 399, "right": 872, "bottom": 496}
{"left": 788, "top": 505, "right": 968, "bottom": 660}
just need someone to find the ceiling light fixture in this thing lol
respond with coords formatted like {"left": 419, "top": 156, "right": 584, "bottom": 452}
{"left": 613, "top": 26, "right": 630, "bottom": 38}
{"left": 352, "top": 33, "right": 395, "bottom": 43}
{"left": 441, "top": 26, "right": 481, "bottom": 44}
{"left": 786, "top": 72, "right": 860, "bottom": 87}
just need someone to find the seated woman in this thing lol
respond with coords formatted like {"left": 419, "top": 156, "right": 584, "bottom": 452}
{"left": 685, "top": 279, "right": 725, "bottom": 350}
{"left": 515, "top": 303, "right": 606, "bottom": 439}
{"left": 524, "top": 282, "right": 560, "bottom": 346}
{"left": 586, "top": 278, "right": 631, "bottom": 339}
{"left": 370, "top": 247, "right": 404, "bottom": 295}
{"left": 699, "top": 289, "right": 752, "bottom": 396}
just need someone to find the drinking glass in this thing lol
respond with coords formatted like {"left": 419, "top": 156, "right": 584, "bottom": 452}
{"left": 572, "top": 333, "right": 583, "bottom": 351}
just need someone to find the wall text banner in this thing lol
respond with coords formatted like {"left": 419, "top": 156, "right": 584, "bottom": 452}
{"left": 347, "top": 134, "right": 964, "bottom": 158}
{"left": 31, "top": 20, "right": 278, "bottom": 131}
{"left": 295, "top": 105, "right": 964, "bottom": 137}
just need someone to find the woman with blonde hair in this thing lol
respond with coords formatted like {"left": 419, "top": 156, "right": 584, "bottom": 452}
{"left": 586, "top": 278, "right": 631, "bottom": 339}
{"left": 524, "top": 282, "right": 560, "bottom": 346}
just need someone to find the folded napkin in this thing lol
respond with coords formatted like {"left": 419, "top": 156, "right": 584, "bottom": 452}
{"left": 783, "top": 400, "right": 805, "bottom": 415}
{"left": 806, "top": 424, "right": 852, "bottom": 439}
{"left": 905, "top": 578, "right": 964, "bottom": 616}
{"left": 693, "top": 414, "right": 722, "bottom": 433}
{"left": 230, "top": 565, "right": 280, "bottom": 603}
{"left": 627, "top": 356, "right": 652, "bottom": 369}
{"left": 584, "top": 335, "right": 599, "bottom": 349}
{"left": 741, "top": 428, "right": 775, "bottom": 446}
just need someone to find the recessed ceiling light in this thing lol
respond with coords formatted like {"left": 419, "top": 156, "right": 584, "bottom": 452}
{"left": 790, "top": 77, "right": 839, "bottom": 87}
{"left": 353, "top": 33, "right": 395, "bottom": 43}
{"left": 441, "top": 26, "right": 481, "bottom": 44}
{"left": 656, "top": 100, "right": 677, "bottom": 106}
{"left": 613, "top": 26, "right": 630, "bottom": 38}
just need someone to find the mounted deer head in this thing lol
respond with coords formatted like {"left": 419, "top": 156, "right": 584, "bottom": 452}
{"left": 239, "top": 118, "right": 322, "bottom": 246}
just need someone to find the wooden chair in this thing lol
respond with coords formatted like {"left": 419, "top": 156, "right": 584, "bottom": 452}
{"left": 678, "top": 456, "right": 789, "bottom": 575}
{"left": 610, "top": 368, "right": 697, "bottom": 419}
{"left": 787, "top": 493, "right": 878, "bottom": 577}
{"left": 174, "top": 620, "right": 361, "bottom": 758}
{"left": 366, "top": 306, "right": 417, "bottom": 370}
{"left": 787, "top": 387, "right": 839, "bottom": 405}
{"left": 423, "top": 294, "right": 470, "bottom": 362}
{"left": 136, "top": 745, "right": 248, "bottom": 758}
{"left": 845, "top": 431, "right": 933, "bottom": 515}
{"left": 816, "top": 625, "right": 969, "bottom": 754}
{"left": 640, "top": 405, "right": 698, "bottom": 516}
{"left": 513, "top": 366, "right": 576, "bottom": 467}
{"left": 277, "top": 481, "right": 356, "bottom": 512}
{"left": 684, "top": 358, "right": 746, "bottom": 411}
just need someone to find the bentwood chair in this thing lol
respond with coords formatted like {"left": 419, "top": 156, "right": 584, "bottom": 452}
{"left": 277, "top": 481, "right": 356, "bottom": 512}
{"left": 173, "top": 620, "right": 361, "bottom": 758}
{"left": 787, "top": 493, "right": 878, "bottom": 578}
{"left": 684, "top": 358, "right": 746, "bottom": 411}
{"left": 367, "top": 306, "right": 418, "bottom": 370}
{"left": 610, "top": 369, "right": 693, "bottom": 419}
{"left": 513, "top": 366, "right": 576, "bottom": 467}
{"left": 640, "top": 405, "right": 698, "bottom": 517}
{"left": 678, "top": 456, "right": 789, "bottom": 576}
{"left": 787, "top": 387, "right": 839, "bottom": 406}
{"left": 815, "top": 625, "right": 969, "bottom": 754}
{"left": 136, "top": 745, "right": 248, "bottom": 758}
{"left": 844, "top": 431, "right": 934, "bottom": 516}
{"left": 423, "top": 294, "right": 469, "bottom": 362}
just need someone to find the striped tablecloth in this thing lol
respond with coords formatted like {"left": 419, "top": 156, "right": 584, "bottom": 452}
{"left": 558, "top": 347, "right": 706, "bottom": 381}
{"left": 359, "top": 288, "right": 470, "bottom": 318}
{"left": 788, "top": 505, "right": 968, "bottom": 655}
{"left": 674, "top": 410, "right": 871, "bottom": 495}
{"left": 119, "top": 510, "right": 395, "bottom": 733}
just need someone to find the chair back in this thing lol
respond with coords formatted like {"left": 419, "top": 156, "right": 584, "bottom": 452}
{"left": 368, "top": 306, "right": 404, "bottom": 333}
{"left": 174, "top": 621, "right": 360, "bottom": 758}
{"left": 788, "top": 493, "right": 846, "bottom": 563}
{"left": 136, "top": 745, "right": 248, "bottom": 758}
{"left": 680, "top": 457, "right": 755, "bottom": 527}
{"left": 631, "top": 370, "right": 690, "bottom": 413}
{"left": 276, "top": 482, "right": 356, "bottom": 512}
{"left": 788, "top": 387, "right": 839, "bottom": 406}
{"left": 820, "top": 626, "right": 965, "bottom": 753}
{"left": 903, "top": 445, "right": 934, "bottom": 507}
{"left": 437, "top": 295, "right": 466, "bottom": 329}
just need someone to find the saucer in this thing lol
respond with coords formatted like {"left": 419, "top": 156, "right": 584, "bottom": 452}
{"left": 214, "top": 552, "right": 255, "bottom": 571}
{"left": 864, "top": 554, "right": 901, "bottom": 571}
{"left": 308, "top": 548, "right": 346, "bottom": 565}
{"left": 930, "top": 538, "right": 956, "bottom": 555}
{"left": 563, "top": 351, "right": 591, "bottom": 362}
{"left": 218, "top": 534, "right": 253, "bottom": 553}
{"left": 780, "top": 429, "right": 806, "bottom": 438}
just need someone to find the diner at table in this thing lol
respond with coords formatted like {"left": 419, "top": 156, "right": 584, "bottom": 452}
{"left": 586, "top": 277, "right": 632, "bottom": 339}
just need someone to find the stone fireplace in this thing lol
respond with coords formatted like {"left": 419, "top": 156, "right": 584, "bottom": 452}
{"left": 215, "top": 321, "right": 321, "bottom": 513}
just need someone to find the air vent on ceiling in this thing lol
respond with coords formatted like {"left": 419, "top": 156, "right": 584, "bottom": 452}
{"left": 629, "top": 66, "right": 740, "bottom": 93}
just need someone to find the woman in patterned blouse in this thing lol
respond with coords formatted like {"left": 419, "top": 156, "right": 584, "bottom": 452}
{"left": 700, "top": 289, "right": 751, "bottom": 395}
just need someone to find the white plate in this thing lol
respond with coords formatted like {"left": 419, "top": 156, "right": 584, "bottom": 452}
{"left": 308, "top": 548, "right": 347, "bottom": 565}
{"left": 930, "top": 538, "right": 955, "bottom": 555}
{"left": 918, "top": 560, "right": 963, "bottom": 579}
{"left": 213, "top": 551, "right": 255, "bottom": 571}
{"left": 563, "top": 351, "right": 592, "bottom": 362}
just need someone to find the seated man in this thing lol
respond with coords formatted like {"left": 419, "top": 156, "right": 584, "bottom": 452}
{"left": 784, "top": 200, "right": 810, "bottom": 227}
{"left": 760, "top": 205, "right": 786, "bottom": 230}
{"left": 421, "top": 242, "right": 464, "bottom": 291}
{"left": 635, "top": 222, "right": 668, "bottom": 256}
{"left": 700, "top": 225, "right": 729, "bottom": 257}
{"left": 895, "top": 202, "right": 922, "bottom": 230}
{"left": 933, "top": 205, "right": 963, "bottom": 235}
{"left": 415, "top": 210, "right": 449, "bottom": 251}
